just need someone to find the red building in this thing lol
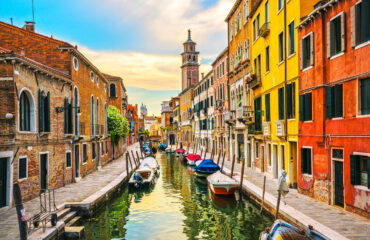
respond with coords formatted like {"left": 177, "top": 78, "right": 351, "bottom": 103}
{"left": 297, "top": 0, "right": 370, "bottom": 217}
{"left": 127, "top": 104, "right": 138, "bottom": 144}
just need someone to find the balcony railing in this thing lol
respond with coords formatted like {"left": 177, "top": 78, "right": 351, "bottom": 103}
{"left": 224, "top": 110, "right": 235, "bottom": 122}
{"left": 250, "top": 74, "right": 262, "bottom": 89}
{"left": 260, "top": 22, "right": 270, "bottom": 38}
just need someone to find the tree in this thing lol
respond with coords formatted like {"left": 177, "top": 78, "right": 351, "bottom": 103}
{"left": 107, "top": 105, "right": 129, "bottom": 145}
{"left": 139, "top": 129, "right": 150, "bottom": 137}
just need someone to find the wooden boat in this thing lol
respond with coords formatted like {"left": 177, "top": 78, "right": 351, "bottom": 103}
{"left": 186, "top": 154, "right": 202, "bottom": 166}
{"left": 158, "top": 143, "right": 166, "bottom": 152}
{"left": 129, "top": 166, "right": 155, "bottom": 189}
{"left": 207, "top": 171, "right": 238, "bottom": 195}
{"left": 140, "top": 156, "right": 159, "bottom": 173}
{"left": 194, "top": 159, "right": 220, "bottom": 178}
{"left": 259, "top": 220, "right": 330, "bottom": 240}
{"left": 175, "top": 148, "right": 186, "bottom": 158}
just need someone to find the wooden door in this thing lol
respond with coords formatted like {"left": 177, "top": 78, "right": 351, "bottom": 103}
{"left": 0, "top": 158, "right": 7, "bottom": 207}
{"left": 40, "top": 154, "right": 48, "bottom": 192}
{"left": 334, "top": 161, "right": 344, "bottom": 207}
{"left": 75, "top": 145, "right": 80, "bottom": 178}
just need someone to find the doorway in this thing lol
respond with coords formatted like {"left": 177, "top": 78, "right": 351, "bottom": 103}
{"left": 247, "top": 143, "right": 251, "bottom": 168}
{"left": 273, "top": 145, "right": 278, "bottom": 178}
{"left": 289, "top": 142, "right": 298, "bottom": 187}
{"left": 75, "top": 145, "right": 80, "bottom": 178}
{"left": 40, "top": 153, "right": 48, "bottom": 192}
{"left": 97, "top": 142, "right": 101, "bottom": 167}
{"left": 261, "top": 145, "right": 265, "bottom": 172}
{"left": 334, "top": 161, "right": 344, "bottom": 207}
{"left": 0, "top": 158, "right": 8, "bottom": 208}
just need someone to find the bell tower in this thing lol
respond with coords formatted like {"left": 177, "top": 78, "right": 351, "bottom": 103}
{"left": 181, "top": 29, "right": 199, "bottom": 91}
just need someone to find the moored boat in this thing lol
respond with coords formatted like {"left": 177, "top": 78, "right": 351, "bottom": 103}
{"left": 194, "top": 159, "right": 220, "bottom": 178}
{"left": 129, "top": 166, "right": 155, "bottom": 189}
{"left": 175, "top": 148, "right": 186, "bottom": 158}
{"left": 140, "top": 156, "right": 160, "bottom": 173}
{"left": 207, "top": 171, "right": 238, "bottom": 195}
{"left": 186, "top": 154, "right": 202, "bottom": 166}
{"left": 158, "top": 143, "right": 167, "bottom": 152}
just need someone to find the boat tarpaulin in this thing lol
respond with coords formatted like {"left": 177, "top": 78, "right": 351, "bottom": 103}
{"left": 187, "top": 154, "right": 202, "bottom": 161}
{"left": 175, "top": 148, "right": 186, "bottom": 154}
{"left": 194, "top": 159, "right": 220, "bottom": 174}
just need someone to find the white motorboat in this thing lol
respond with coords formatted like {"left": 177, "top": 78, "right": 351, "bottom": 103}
{"left": 129, "top": 166, "right": 155, "bottom": 188}
{"left": 140, "top": 156, "right": 160, "bottom": 172}
{"left": 207, "top": 171, "right": 238, "bottom": 195}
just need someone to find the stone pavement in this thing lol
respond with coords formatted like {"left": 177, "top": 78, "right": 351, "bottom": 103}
{"left": 199, "top": 150, "right": 370, "bottom": 240}
{"left": 0, "top": 142, "right": 140, "bottom": 240}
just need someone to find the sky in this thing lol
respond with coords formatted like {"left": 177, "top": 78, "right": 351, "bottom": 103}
{"left": 1, "top": 0, "right": 234, "bottom": 115}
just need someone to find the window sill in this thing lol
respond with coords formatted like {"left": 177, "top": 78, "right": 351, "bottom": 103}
{"left": 302, "top": 65, "right": 313, "bottom": 72}
{"left": 265, "top": 70, "right": 270, "bottom": 75}
{"left": 277, "top": 8, "right": 283, "bottom": 15}
{"left": 330, "top": 117, "right": 344, "bottom": 120}
{"left": 302, "top": 173, "right": 313, "bottom": 178}
{"left": 82, "top": 161, "right": 87, "bottom": 165}
{"left": 288, "top": 118, "right": 296, "bottom": 121}
{"left": 288, "top": 52, "right": 296, "bottom": 60}
{"left": 18, "top": 131, "right": 37, "bottom": 135}
{"left": 18, "top": 177, "right": 27, "bottom": 182}
{"left": 329, "top": 52, "right": 344, "bottom": 60}
{"left": 354, "top": 40, "right": 370, "bottom": 50}
{"left": 66, "top": 166, "right": 72, "bottom": 169}
{"left": 302, "top": 120, "right": 313, "bottom": 123}
{"left": 354, "top": 185, "right": 369, "bottom": 192}
{"left": 278, "top": 60, "right": 284, "bottom": 66}
{"left": 356, "top": 114, "right": 370, "bottom": 118}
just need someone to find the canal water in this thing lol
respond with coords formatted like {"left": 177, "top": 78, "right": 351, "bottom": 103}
{"left": 81, "top": 153, "right": 273, "bottom": 240}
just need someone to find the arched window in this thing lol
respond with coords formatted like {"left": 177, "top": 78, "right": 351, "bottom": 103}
{"left": 109, "top": 83, "right": 116, "bottom": 98}
{"left": 244, "top": 0, "right": 249, "bottom": 22}
{"left": 19, "top": 91, "right": 31, "bottom": 131}
{"left": 91, "top": 96, "right": 95, "bottom": 135}
{"left": 96, "top": 99, "right": 99, "bottom": 127}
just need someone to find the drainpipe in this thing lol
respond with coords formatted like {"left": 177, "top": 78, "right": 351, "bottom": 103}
{"left": 284, "top": 0, "right": 288, "bottom": 142}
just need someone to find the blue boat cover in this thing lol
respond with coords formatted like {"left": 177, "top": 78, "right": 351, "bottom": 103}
{"left": 194, "top": 159, "right": 220, "bottom": 174}
{"left": 159, "top": 143, "right": 166, "bottom": 150}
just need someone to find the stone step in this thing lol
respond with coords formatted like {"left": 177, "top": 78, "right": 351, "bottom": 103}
{"left": 64, "top": 226, "right": 85, "bottom": 239}
{"left": 62, "top": 211, "right": 77, "bottom": 224}
{"left": 66, "top": 216, "right": 82, "bottom": 227}
{"left": 57, "top": 208, "right": 71, "bottom": 220}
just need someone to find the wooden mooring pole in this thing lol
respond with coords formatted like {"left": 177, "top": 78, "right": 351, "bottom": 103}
{"left": 125, "top": 152, "right": 130, "bottom": 177}
{"left": 230, "top": 154, "right": 236, "bottom": 177}
{"left": 221, "top": 151, "right": 226, "bottom": 172}
{"left": 14, "top": 183, "right": 27, "bottom": 240}
{"left": 131, "top": 150, "right": 138, "bottom": 167}
{"left": 128, "top": 153, "right": 133, "bottom": 171}
{"left": 260, "top": 175, "right": 266, "bottom": 214}
{"left": 275, "top": 191, "right": 282, "bottom": 219}
{"left": 136, "top": 151, "right": 141, "bottom": 162}
{"left": 239, "top": 155, "right": 245, "bottom": 189}
{"left": 216, "top": 149, "right": 221, "bottom": 165}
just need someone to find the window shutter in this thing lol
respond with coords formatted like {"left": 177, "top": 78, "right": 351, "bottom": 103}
{"left": 310, "top": 33, "right": 314, "bottom": 66}
{"left": 362, "top": 0, "right": 370, "bottom": 43}
{"left": 306, "top": 149, "right": 312, "bottom": 174}
{"left": 265, "top": 94, "right": 270, "bottom": 121}
{"left": 304, "top": 92, "right": 311, "bottom": 121}
{"left": 278, "top": 87, "right": 284, "bottom": 120}
{"left": 327, "top": 21, "right": 331, "bottom": 58}
{"left": 286, "top": 84, "right": 292, "bottom": 118}
{"left": 299, "top": 39, "right": 303, "bottom": 70}
{"left": 326, "top": 87, "right": 333, "bottom": 119}
{"left": 361, "top": 78, "right": 370, "bottom": 115}
{"left": 341, "top": 12, "right": 346, "bottom": 52}
{"left": 301, "top": 148, "right": 306, "bottom": 173}
{"left": 350, "top": 155, "right": 360, "bottom": 185}
{"left": 64, "top": 98, "right": 67, "bottom": 134}
{"left": 334, "top": 84, "right": 343, "bottom": 117}
{"left": 45, "top": 92, "right": 50, "bottom": 132}
{"left": 350, "top": 6, "right": 356, "bottom": 47}
{"left": 38, "top": 90, "right": 43, "bottom": 132}
{"left": 299, "top": 94, "right": 305, "bottom": 121}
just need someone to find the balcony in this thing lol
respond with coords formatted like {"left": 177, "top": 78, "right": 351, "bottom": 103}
{"left": 260, "top": 22, "right": 270, "bottom": 38}
{"left": 236, "top": 106, "right": 254, "bottom": 123}
{"left": 275, "top": 120, "right": 285, "bottom": 137}
{"left": 224, "top": 110, "right": 235, "bottom": 123}
{"left": 249, "top": 74, "right": 261, "bottom": 89}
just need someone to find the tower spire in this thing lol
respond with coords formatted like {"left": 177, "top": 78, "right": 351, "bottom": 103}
{"left": 188, "top": 29, "right": 191, "bottom": 40}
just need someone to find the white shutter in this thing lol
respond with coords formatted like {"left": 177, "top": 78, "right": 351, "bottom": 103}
{"left": 350, "top": 6, "right": 356, "bottom": 48}
{"left": 327, "top": 21, "right": 331, "bottom": 58}
{"left": 341, "top": 12, "right": 346, "bottom": 52}
{"left": 310, "top": 33, "right": 314, "bottom": 66}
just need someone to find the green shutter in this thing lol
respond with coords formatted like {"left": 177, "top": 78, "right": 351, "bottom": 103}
{"left": 326, "top": 87, "right": 333, "bottom": 119}
{"left": 361, "top": 78, "right": 370, "bottom": 115}
{"left": 362, "top": 0, "right": 370, "bottom": 42}
{"left": 299, "top": 94, "right": 305, "bottom": 121}
{"left": 305, "top": 93, "right": 312, "bottom": 121}
{"left": 45, "top": 92, "right": 50, "bottom": 132}
{"left": 64, "top": 98, "right": 67, "bottom": 134}
{"left": 278, "top": 87, "right": 285, "bottom": 120}
{"left": 350, "top": 155, "right": 361, "bottom": 185}
{"left": 38, "top": 90, "right": 43, "bottom": 132}
{"left": 334, "top": 84, "right": 343, "bottom": 117}
{"left": 301, "top": 148, "right": 306, "bottom": 173}
{"left": 265, "top": 94, "right": 270, "bottom": 122}
{"left": 306, "top": 149, "right": 312, "bottom": 174}
{"left": 286, "top": 84, "right": 292, "bottom": 118}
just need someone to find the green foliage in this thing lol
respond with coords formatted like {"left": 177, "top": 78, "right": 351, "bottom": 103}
{"left": 107, "top": 105, "right": 129, "bottom": 145}
{"left": 139, "top": 129, "right": 150, "bottom": 136}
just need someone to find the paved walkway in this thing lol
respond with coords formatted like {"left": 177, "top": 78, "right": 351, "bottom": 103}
{"left": 196, "top": 149, "right": 369, "bottom": 240}
{"left": 0, "top": 143, "right": 140, "bottom": 240}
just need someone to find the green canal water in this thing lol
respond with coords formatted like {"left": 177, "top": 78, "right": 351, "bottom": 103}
{"left": 81, "top": 153, "right": 273, "bottom": 240}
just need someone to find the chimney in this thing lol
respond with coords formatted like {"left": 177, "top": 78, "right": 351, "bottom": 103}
{"left": 22, "top": 21, "right": 35, "bottom": 32}
{"left": 201, "top": 73, "right": 204, "bottom": 79}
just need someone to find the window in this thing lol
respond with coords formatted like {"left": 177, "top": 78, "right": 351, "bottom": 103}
{"left": 90, "top": 71, "right": 94, "bottom": 82}
{"left": 360, "top": 78, "right": 370, "bottom": 115}
{"left": 66, "top": 151, "right": 72, "bottom": 168}
{"left": 92, "top": 143, "right": 96, "bottom": 160}
{"left": 19, "top": 91, "right": 31, "bottom": 131}
{"left": 105, "top": 141, "right": 108, "bottom": 154}
{"left": 101, "top": 142, "right": 104, "bottom": 155}
{"left": 326, "top": 84, "right": 343, "bottom": 118}
{"left": 351, "top": 1, "right": 370, "bottom": 47}
{"left": 278, "top": 0, "right": 283, "bottom": 11}
{"left": 230, "top": 55, "right": 234, "bottom": 71}
{"left": 254, "top": 97, "right": 262, "bottom": 131}
{"left": 83, "top": 144, "right": 88, "bottom": 164}
{"left": 73, "top": 57, "right": 78, "bottom": 71}
{"left": 265, "top": 1, "right": 269, "bottom": 25}
{"left": 301, "top": 148, "right": 312, "bottom": 175}
{"left": 350, "top": 154, "right": 370, "bottom": 188}
{"left": 286, "top": 82, "right": 295, "bottom": 119}
{"left": 254, "top": 54, "right": 261, "bottom": 79}
{"left": 253, "top": 20, "right": 257, "bottom": 41}
{"left": 96, "top": 76, "right": 99, "bottom": 86}
{"left": 38, "top": 90, "right": 50, "bottom": 133}
{"left": 301, "top": 33, "right": 314, "bottom": 69}
{"left": 278, "top": 32, "right": 284, "bottom": 62}
{"left": 64, "top": 98, "right": 73, "bottom": 134}
{"left": 265, "top": 93, "right": 270, "bottom": 121}
{"left": 18, "top": 157, "right": 28, "bottom": 180}
{"left": 244, "top": 0, "right": 249, "bottom": 23}
{"left": 288, "top": 21, "right": 295, "bottom": 55}
{"left": 278, "top": 87, "right": 285, "bottom": 120}
{"left": 91, "top": 96, "right": 95, "bottom": 135}
{"left": 244, "top": 40, "right": 249, "bottom": 60}
{"left": 96, "top": 99, "right": 99, "bottom": 131}
{"left": 265, "top": 46, "right": 270, "bottom": 72}
{"left": 255, "top": 142, "right": 259, "bottom": 159}
{"left": 257, "top": 14, "right": 260, "bottom": 38}
{"left": 328, "top": 13, "right": 345, "bottom": 57}
{"left": 104, "top": 84, "right": 107, "bottom": 92}
{"left": 229, "top": 21, "right": 233, "bottom": 42}
{"left": 299, "top": 92, "right": 312, "bottom": 121}
{"left": 109, "top": 83, "right": 117, "bottom": 98}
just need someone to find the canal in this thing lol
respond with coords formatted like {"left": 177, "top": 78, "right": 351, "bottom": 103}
{"left": 81, "top": 153, "right": 273, "bottom": 239}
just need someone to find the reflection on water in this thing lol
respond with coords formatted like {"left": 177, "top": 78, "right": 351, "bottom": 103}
{"left": 82, "top": 153, "right": 272, "bottom": 240}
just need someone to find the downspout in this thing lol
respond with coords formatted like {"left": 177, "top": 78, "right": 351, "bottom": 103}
{"left": 284, "top": 0, "right": 288, "bottom": 141}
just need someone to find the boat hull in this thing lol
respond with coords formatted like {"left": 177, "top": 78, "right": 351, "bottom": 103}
{"left": 209, "top": 183, "right": 237, "bottom": 195}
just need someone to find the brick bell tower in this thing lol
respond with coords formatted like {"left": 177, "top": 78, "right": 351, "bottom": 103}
{"left": 181, "top": 29, "right": 199, "bottom": 91}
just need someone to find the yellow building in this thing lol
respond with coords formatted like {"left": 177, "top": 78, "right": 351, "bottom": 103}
{"left": 179, "top": 88, "right": 194, "bottom": 148}
{"left": 249, "top": 0, "right": 315, "bottom": 186}
{"left": 150, "top": 117, "right": 162, "bottom": 138}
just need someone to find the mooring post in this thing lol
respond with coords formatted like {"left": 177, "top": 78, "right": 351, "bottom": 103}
{"left": 276, "top": 191, "right": 282, "bottom": 219}
{"left": 126, "top": 152, "right": 129, "bottom": 178}
{"left": 131, "top": 150, "right": 138, "bottom": 167}
{"left": 13, "top": 183, "right": 27, "bottom": 240}
{"left": 128, "top": 153, "right": 133, "bottom": 171}
{"left": 230, "top": 154, "right": 236, "bottom": 177}
{"left": 240, "top": 155, "right": 245, "bottom": 189}
{"left": 216, "top": 149, "right": 221, "bottom": 165}
{"left": 221, "top": 151, "right": 226, "bottom": 172}
{"left": 136, "top": 151, "right": 141, "bottom": 163}
{"left": 210, "top": 146, "right": 214, "bottom": 160}
{"left": 260, "top": 175, "right": 266, "bottom": 214}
